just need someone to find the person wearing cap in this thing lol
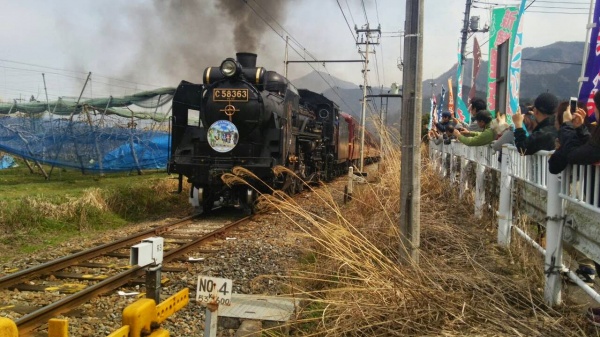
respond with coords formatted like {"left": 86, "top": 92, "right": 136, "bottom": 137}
{"left": 433, "top": 111, "right": 456, "bottom": 145}
{"left": 435, "top": 111, "right": 453, "bottom": 133}
{"left": 465, "top": 97, "right": 488, "bottom": 131}
{"left": 451, "top": 110, "right": 495, "bottom": 146}
{"left": 512, "top": 92, "right": 558, "bottom": 155}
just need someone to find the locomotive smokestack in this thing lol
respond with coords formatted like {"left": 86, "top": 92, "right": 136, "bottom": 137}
{"left": 236, "top": 52, "right": 257, "bottom": 68}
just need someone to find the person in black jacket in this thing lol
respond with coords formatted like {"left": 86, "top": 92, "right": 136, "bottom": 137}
{"left": 548, "top": 92, "right": 600, "bottom": 288}
{"left": 512, "top": 92, "right": 559, "bottom": 155}
{"left": 548, "top": 103, "right": 594, "bottom": 174}
{"left": 434, "top": 111, "right": 456, "bottom": 145}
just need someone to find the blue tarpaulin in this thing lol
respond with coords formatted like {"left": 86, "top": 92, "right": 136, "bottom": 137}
{"left": 0, "top": 155, "right": 18, "bottom": 169}
{"left": 0, "top": 89, "right": 173, "bottom": 175}
{"left": 97, "top": 135, "right": 169, "bottom": 170}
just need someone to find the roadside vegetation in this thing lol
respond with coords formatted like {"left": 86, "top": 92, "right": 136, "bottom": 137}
{"left": 253, "top": 127, "right": 592, "bottom": 336}
{"left": 0, "top": 158, "right": 189, "bottom": 260}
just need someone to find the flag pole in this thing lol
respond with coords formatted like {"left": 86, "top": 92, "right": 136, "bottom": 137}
{"left": 578, "top": 0, "right": 596, "bottom": 95}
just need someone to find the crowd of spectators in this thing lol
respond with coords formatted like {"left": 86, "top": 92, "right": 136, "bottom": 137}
{"left": 427, "top": 91, "right": 600, "bottom": 320}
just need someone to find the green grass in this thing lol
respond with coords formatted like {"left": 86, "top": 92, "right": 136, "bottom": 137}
{"left": 0, "top": 162, "right": 166, "bottom": 200}
{"left": 0, "top": 158, "right": 189, "bottom": 260}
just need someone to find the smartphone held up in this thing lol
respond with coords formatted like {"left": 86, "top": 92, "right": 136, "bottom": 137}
{"left": 570, "top": 97, "right": 578, "bottom": 113}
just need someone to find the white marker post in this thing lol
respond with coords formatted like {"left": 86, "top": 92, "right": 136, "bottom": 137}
{"left": 345, "top": 166, "right": 354, "bottom": 203}
{"left": 130, "top": 237, "right": 164, "bottom": 304}
{"left": 196, "top": 276, "right": 233, "bottom": 337}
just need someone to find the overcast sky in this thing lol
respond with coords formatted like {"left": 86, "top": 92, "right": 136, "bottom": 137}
{"left": 0, "top": 0, "right": 592, "bottom": 101}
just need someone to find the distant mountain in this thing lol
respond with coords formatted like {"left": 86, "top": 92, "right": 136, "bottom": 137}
{"left": 291, "top": 71, "right": 359, "bottom": 93}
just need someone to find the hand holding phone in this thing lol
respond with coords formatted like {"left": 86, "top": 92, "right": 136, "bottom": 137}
{"left": 570, "top": 97, "right": 578, "bottom": 113}
{"left": 563, "top": 107, "right": 573, "bottom": 123}
{"left": 573, "top": 108, "right": 586, "bottom": 128}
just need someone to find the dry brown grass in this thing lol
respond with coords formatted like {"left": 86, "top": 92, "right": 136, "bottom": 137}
{"left": 23, "top": 188, "right": 108, "bottom": 220}
{"left": 249, "top": 134, "right": 594, "bottom": 336}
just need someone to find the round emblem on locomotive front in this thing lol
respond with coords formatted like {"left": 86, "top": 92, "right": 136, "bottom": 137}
{"left": 223, "top": 104, "right": 238, "bottom": 117}
{"left": 207, "top": 120, "right": 239, "bottom": 153}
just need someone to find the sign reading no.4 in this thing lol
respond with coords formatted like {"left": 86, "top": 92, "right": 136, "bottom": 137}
{"left": 196, "top": 276, "right": 233, "bottom": 306}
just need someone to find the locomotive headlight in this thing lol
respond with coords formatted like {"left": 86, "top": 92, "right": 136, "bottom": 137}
{"left": 220, "top": 59, "right": 239, "bottom": 77}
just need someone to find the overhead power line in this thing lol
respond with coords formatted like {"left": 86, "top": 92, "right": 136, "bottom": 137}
{"left": 523, "top": 58, "right": 582, "bottom": 65}
{"left": 337, "top": 0, "right": 358, "bottom": 43}
{"left": 244, "top": 0, "right": 361, "bottom": 115}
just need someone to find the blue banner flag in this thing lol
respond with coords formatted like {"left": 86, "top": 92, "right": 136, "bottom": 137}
{"left": 578, "top": 0, "right": 600, "bottom": 123}
{"left": 437, "top": 85, "right": 446, "bottom": 123}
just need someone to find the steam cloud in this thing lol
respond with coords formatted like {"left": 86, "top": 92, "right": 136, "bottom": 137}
{"left": 126, "top": 0, "right": 288, "bottom": 86}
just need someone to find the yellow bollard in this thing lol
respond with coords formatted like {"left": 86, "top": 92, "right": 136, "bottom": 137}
{"left": 48, "top": 318, "right": 69, "bottom": 337}
{"left": 108, "top": 288, "right": 189, "bottom": 337}
{"left": 122, "top": 298, "right": 157, "bottom": 337}
{"left": 0, "top": 317, "right": 18, "bottom": 337}
{"left": 148, "top": 328, "right": 170, "bottom": 336}
{"left": 156, "top": 288, "right": 189, "bottom": 324}
{"left": 106, "top": 326, "right": 130, "bottom": 337}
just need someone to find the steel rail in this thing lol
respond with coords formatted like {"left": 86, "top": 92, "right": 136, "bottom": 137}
{"left": 0, "top": 214, "right": 197, "bottom": 290}
{"left": 15, "top": 215, "right": 251, "bottom": 335}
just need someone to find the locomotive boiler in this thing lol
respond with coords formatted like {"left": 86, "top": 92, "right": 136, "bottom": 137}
{"left": 168, "top": 52, "right": 379, "bottom": 214}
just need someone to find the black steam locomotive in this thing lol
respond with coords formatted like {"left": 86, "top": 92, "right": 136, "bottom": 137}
{"left": 168, "top": 52, "right": 379, "bottom": 214}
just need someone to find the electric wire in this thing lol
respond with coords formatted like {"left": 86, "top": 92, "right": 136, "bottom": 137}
{"left": 337, "top": 0, "right": 358, "bottom": 43}
{"left": 345, "top": 0, "right": 357, "bottom": 28}
{"left": 0, "top": 59, "right": 162, "bottom": 89}
{"left": 243, "top": 0, "right": 360, "bottom": 115}
{"left": 361, "top": 0, "right": 370, "bottom": 26}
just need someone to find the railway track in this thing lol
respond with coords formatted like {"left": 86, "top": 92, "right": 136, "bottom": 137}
{"left": 0, "top": 213, "right": 252, "bottom": 335}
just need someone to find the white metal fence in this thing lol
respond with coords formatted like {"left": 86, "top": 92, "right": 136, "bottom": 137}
{"left": 429, "top": 140, "right": 600, "bottom": 306}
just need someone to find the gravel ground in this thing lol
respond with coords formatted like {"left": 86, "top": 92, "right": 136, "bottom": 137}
{"left": 2, "top": 177, "right": 352, "bottom": 337}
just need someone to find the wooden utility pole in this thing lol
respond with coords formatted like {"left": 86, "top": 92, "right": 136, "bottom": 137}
{"left": 399, "top": 0, "right": 424, "bottom": 263}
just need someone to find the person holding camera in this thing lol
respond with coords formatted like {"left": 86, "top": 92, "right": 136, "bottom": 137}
{"left": 548, "top": 93, "right": 600, "bottom": 295}
{"left": 451, "top": 110, "right": 495, "bottom": 146}
{"left": 549, "top": 93, "right": 600, "bottom": 173}
{"left": 430, "top": 111, "right": 456, "bottom": 145}
{"left": 548, "top": 101, "right": 587, "bottom": 173}
{"left": 435, "top": 111, "right": 453, "bottom": 132}
{"left": 427, "top": 128, "right": 444, "bottom": 145}
{"left": 512, "top": 92, "right": 558, "bottom": 155}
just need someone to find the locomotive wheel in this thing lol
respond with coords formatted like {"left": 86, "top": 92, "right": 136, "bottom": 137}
{"left": 288, "top": 177, "right": 307, "bottom": 195}
{"left": 297, "top": 177, "right": 304, "bottom": 192}
{"left": 200, "top": 187, "right": 214, "bottom": 215}
{"left": 202, "top": 197, "right": 214, "bottom": 214}
{"left": 288, "top": 178, "right": 298, "bottom": 196}
{"left": 242, "top": 188, "right": 255, "bottom": 215}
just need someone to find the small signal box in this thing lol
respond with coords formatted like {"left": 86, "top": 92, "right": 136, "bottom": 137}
{"left": 130, "top": 237, "right": 164, "bottom": 267}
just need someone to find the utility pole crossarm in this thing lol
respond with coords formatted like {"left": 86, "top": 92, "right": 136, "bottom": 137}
{"left": 285, "top": 60, "right": 365, "bottom": 64}
{"left": 366, "top": 94, "right": 402, "bottom": 98}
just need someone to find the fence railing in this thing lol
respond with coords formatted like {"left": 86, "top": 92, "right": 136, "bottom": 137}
{"left": 429, "top": 140, "right": 600, "bottom": 306}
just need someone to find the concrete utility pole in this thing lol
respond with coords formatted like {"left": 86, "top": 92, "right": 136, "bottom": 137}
{"left": 355, "top": 24, "right": 381, "bottom": 172}
{"left": 399, "top": 0, "right": 424, "bottom": 264}
{"left": 459, "top": 0, "right": 488, "bottom": 64}
{"left": 459, "top": 0, "right": 473, "bottom": 64}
